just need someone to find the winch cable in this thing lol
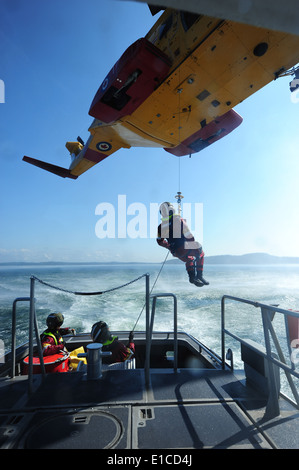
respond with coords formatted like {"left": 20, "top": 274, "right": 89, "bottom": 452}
{"left": 133, "top": 26, "right": 185, "bottom": 332}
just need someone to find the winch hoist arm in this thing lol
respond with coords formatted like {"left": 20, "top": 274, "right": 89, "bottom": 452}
{"left": 175, "top": 191, "right": 184, "bottom": 215}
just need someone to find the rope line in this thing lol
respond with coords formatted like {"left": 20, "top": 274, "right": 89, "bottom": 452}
{"left": 32, "top": 253, "right": 169, "bottom": 331}
{"left": 31, "top": 273, "right": 147, "bottom": 296}
{"left": 132, "top": 250, "right": 170, "bottom": 332}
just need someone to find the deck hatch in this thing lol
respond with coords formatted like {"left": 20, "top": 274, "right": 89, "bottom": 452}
{"left": 137, "top": 403, "right": 269, "bottom": 449}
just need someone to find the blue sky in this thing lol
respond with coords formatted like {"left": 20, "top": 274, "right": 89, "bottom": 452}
{"left": 0, "top": 0, "right": 299, "bottom": 263}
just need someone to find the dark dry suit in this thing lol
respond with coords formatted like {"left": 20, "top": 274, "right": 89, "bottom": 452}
{"left": 157, "top": 213, "right": 208, "bottom": 286}
{"left": 101, "top": 336, "right": 135, "bottom": 364}
{"left": 91, "top": 321, "right": 135, "bottom": 363}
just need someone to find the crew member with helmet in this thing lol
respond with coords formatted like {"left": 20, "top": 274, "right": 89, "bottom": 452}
{"left": 157, "top": 202, "right": 209, "bottom": 287}
{"left": 40, "top": 313, "right": 75, "bottom": 356}
{"left": 91, "top": 321, "right": 135, "bottom": 363}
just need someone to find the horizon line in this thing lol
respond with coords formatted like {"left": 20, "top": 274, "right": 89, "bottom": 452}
{"left": 1, "top": 252, "right": 299, "bottom": 266}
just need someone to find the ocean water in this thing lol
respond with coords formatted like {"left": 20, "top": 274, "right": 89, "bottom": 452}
{"left": 1, "top": 263, "right": 299, "bottom": 391}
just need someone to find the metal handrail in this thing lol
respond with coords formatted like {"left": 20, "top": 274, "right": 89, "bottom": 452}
{"left": 11, "top": 279, "right": 46, "bottom": 393}
{"left": 27, "top": 277, "right": 46, "bottom": 394}
{"left": 11, "top": 297, "right": 30, "bottom": 378}
{"left": 221, "top": 295, "right": 299, "bottom": 416}
{"left": 145, "top": 290, "right": 178, "bottom": 387}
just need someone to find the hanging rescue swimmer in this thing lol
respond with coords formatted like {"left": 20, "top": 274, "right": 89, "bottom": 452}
{"left": 157, "top": 202, "right": 209, "bottom": 287}
{"left": 40, "top": 313, "right": 75, "bottom": 356}
{"left": 91, "top": 321, "right": 135, "bottom": 363}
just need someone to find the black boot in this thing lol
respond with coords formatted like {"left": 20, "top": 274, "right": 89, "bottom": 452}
{"left": 196, "top": 271, "right": 209, "bottom": 286}
{"left": 188, "top": 270, "right": 205, "bottom": 287}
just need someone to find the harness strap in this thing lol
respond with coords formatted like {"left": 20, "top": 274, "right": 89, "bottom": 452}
{"left": 41, "top": 331, "right": 62, "bottom": 346}
{"left": 102, "top": 336, "right": 118, "bottom": 347}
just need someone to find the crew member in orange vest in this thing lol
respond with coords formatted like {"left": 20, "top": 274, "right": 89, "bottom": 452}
{"left": 40, "top": 313, "right": 75, "bottom": 356}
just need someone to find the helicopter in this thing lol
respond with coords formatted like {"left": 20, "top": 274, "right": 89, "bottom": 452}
{"left": 23, "top": 3, "right": 299, "bottom": 179}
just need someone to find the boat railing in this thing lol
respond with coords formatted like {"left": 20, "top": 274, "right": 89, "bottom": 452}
{"left": 11, "top": 297, "right": 31, "bottom": 378}
{"left": 10, "top": 272, "right": 178, "bottom": 395}
{"left": 11, "top": 273, "right": 151, "bottom": 395}
{"left": 221, "top": 295, "right": 299, "bottom": 417}
{"left": 10, "top": 280, "right": 47, "bottom": 394}
{"left": 145, "top": 291, "right": 178, "bottom": 387}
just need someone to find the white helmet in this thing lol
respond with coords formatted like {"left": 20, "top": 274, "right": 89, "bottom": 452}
{"left": 159, "top": 202, "right": 176, "bottom": 218}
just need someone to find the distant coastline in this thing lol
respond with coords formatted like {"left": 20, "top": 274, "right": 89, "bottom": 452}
{"left": 1, "top": 253, "right": 299, "bottom": 266}
{"left": 205, "top": 252, "right": 299, "bottom": 265}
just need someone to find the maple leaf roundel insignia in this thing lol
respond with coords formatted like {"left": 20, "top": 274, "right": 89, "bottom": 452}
{"left": 96, "top": 141, "right": 112, "bottom": 152}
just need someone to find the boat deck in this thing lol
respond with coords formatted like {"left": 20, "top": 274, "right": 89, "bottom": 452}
{"left": 1, "top": 366, "right": 298, "bottom": 449}
{"left": 2, "top": 289, "right": 299, "bottom": 450}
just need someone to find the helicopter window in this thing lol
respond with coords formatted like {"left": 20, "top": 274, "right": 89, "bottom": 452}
{"left": 159, "top": 14, "right": 173, "bottom": 40}
{"left": 100, "top": 69, "right": 142, "bottom": 111}
{"left": 180, "top": 12, "right": 202, "bottom": 31}
{"left": 188, "top": 137, "right": 210, "bottom": 152}
{"left": 101, "top": 86, "right": 131, "bottom": 111}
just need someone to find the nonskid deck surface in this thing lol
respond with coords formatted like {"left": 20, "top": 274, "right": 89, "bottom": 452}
{"left": 2, "top": 367, "right": 297, "bottom": 449}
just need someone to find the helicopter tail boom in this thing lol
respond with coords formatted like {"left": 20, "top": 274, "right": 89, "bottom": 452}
{"left": 23, "top": 156, "right": 78, "bottom": 179}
